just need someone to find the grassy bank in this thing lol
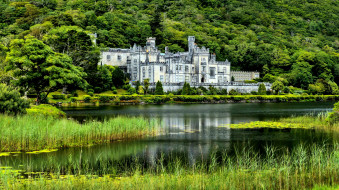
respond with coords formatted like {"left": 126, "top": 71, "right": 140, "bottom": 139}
{"left": 229, "top": 113, "right": 339, "bottom": 133}
{"left": 1, "top": 143, "right": 338, "bottom": 189}
{"left": 48, "top": 94, "right": 339, "bottom": 105}
{"left": 0, "top": 115, "right": 158, "bottom": 152}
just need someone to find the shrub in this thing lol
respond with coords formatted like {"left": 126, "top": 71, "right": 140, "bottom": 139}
{"left": 83, "top": 95, "right": 92, "bottom": 103}
{"left": 72, "top": 91, "right": 79, "bottom": 97}
{"left": 229, "top": 89, "right": 239, "bottom": 95}
{"left": 88, "top": 91, "right": 94, "bottom": 96}
{"left": 244, "top": 80, "right": 257, "bottom": 83}
{"left": 70, "top": 97, "right": 77, "bottom": 102}
{"left": 87, "top": 89, "right": 94, "bottom": 93}
{"left": 111, "top": 86, "right": 116, "bottom": 91}
{"left": 94, "top": 87, "right": 102, "bottom": 93}
{"left": 258, "top": 84, "right": 266, "bottom": 95}
{"left": 220, "top": 89, "right": 228, "bottom": 95}
{"left": 128, "top": 87, "right": 136, "bottom": 95}
{"left": 113, "top": 90, "right": 118, "bottom": 94}
{"left": 26, "top": 104, "right": 66, "bottom": 118}
{"left": 123, "top": 84, "right": 131, "bottom": 90}
{"left": 0, "top": 83, "right": 30, "bottom": 115}
{"left": 99, "top": 95, "right": 112, "bottom": 103}
{"left": 327, "top": 101, "right": 339, "bottom": 124}
{"left": 51, "top": 94, "right": 66, "bottom": 100}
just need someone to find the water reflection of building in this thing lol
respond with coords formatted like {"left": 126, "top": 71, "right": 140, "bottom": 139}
{"left": 144, "top": 113, "right": 232, "bottom": 166}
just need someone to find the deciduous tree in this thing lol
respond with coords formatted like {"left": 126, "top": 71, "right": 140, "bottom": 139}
{"left": 5, "top": 36, "right": 87, "bottom": 104}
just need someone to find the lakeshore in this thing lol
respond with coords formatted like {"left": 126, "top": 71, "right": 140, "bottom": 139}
{"left": 44, "top": 94, "right": 339, "bottom": 106}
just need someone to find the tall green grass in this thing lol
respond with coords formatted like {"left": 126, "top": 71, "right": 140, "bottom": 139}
{"left": 0, "top": 115, "right": 158, "bottom": 152}
{"left": 1, "top": 143, "right": 338, "bottom": 189}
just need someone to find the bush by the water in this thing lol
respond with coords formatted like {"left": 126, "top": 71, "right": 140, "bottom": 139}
{"left": 0, "top": 83, "right": 30, "bottom": 115}
{"left": 327, "top": 101, "right": 339, "bottom": 124}
{"left": 26, "top": 104, "right": 66, "bottom": 118}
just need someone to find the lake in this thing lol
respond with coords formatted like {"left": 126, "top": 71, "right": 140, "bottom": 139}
{"left": 0, "top": 102, "right": 336, "bottom": 175}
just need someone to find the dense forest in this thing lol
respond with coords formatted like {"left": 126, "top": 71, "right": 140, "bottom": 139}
{"left": 0, "top": 0, "right": 339, "bottom": 95}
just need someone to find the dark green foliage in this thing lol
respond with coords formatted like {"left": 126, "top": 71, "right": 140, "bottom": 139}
{"left": 327, "top": 101, "right": 339, "bottom": 124}
{"left": 208, "top": 86, "right": 218, "bottom": 95}
{"left": 94, "top": 87, "right": 102, "bottom": 93}
{"left": 182, "top": 82, "right": 191, "bottom": 95}
{"left": 229, "top": 89, "right": 239, "bottom": 95}
{"left": 83, "top": 95, "right": 92, "bottom": 103}
{"left": 134, "top": 81, "right": 141, "bottom": 93}
{"left": 155, "top": 81, "right": 164, "bottom": 95}
{"left": 128, "top": 87, "right": 136, "bottom": 95}
{"left": 143, "top": 79, "right": 150, "bottom": 94}
{"left": 272, "top": 81, "right": 284, "bottom": 95}
{"left": 51, "top": 94, "right": 66, "bottom": 100}
{"left": 5, "top": 37, "right": 87, "bottom": 104}
{"left": 0, "top": 0, "right": 339, "bottom": 92}
{"left": 111, "top": 67, "right": 126, "bottom": 88}
{"left": 123, "top": 84, "right": 131, "bottom": 90}
{"left": 258, "top": 84, "right": 267, "bottom": 95}
{"left": 0, "top": 83, "right": 30, "bottom": 115}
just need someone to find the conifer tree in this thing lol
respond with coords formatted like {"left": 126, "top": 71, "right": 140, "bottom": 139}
{"left": 258, "top": 83, "right": 267, "bottom": 95}
{"left": 155, "top": 81, "right": 164, "bottom": 95}
{"left": 182, "top": 82, "right": 191, "bottom": 95}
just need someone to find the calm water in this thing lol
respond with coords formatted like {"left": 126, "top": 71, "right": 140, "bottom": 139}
{"left": 0, "top": 102, "right": 337, "bottom": 174}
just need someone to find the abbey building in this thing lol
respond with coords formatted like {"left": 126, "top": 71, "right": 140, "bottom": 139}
{"left": 100, "top": 36, "right": 258, "bottom": 85}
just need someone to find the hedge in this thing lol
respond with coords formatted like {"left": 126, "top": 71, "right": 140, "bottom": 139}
{"left": 67, "top": 94, "right": 339, "bottom": 104}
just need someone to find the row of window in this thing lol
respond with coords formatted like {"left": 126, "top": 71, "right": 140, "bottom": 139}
{"left": 106, "top": 55, "right": 121, "bottom": 61}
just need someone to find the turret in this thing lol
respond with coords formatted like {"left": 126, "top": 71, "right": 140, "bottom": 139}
{"left": 188, "top": 36, "right": 195, "bottom": 52}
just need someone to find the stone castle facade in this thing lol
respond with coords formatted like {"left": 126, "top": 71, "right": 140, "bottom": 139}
{"left": 100, "top": 36, "right": 259, "bottom": 86}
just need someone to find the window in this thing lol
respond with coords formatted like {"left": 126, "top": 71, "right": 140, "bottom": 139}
{"left": 117, "top": 55, "right": 121, "bottom": 60}
{"left": 143, "top": 72, "right": 145, "bottom": 78}
{"left": 134, "top": 59, "right": 137, "bottom": 63}
{"left": 178, "top": 75, "right": 183, "bottom": 82}
{"left": 223, "top": 67, "right": 226, "bottom": 73}
{"left": 185, "top": 76, "right": 189, "bottom": 81}
{"left": 160, "top": 75, "right": 164, "bottom": 82}
{"left": 185, "top": 66, "right": 189, "bottom": 72}
{"left": 107, "top": 55, "right": 111, "bottom": 61}
{"left": 160, "top": 66, "right": 163, "bottom": 72}
{"left": 210, "top": 67, "right": 216, "bottom": 78}
{"left": 202, "top": 66, "right": 206, "bottom": 72}
{"left": 179, "top": 65, "right": 182, "bottom": 71}
{"left": 218, "top": 76, "right": 222, "bottom": 83}
{"left": 133, "top": 67, "right": 137, "bottom": 72}
{"left": 176, "top": 65, "right": 178, "bottom": 70}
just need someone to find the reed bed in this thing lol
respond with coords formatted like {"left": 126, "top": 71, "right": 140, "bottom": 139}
{"left": 0, "top": 143, "right": 338, "bottom": 189}
{"left": 0, "top": 115, "right": 158, "bottom": 152}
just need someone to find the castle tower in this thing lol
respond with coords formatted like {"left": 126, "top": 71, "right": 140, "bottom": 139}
{"left": 146, "top": 37, "right": 156, "bottom": 47}
{"left": 188, "top": 36, "right": 195, "bottom": 52}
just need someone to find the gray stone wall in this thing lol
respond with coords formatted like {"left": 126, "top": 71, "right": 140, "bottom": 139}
{"left": 134, "top": 82, "right": 271, "bottom": 93}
